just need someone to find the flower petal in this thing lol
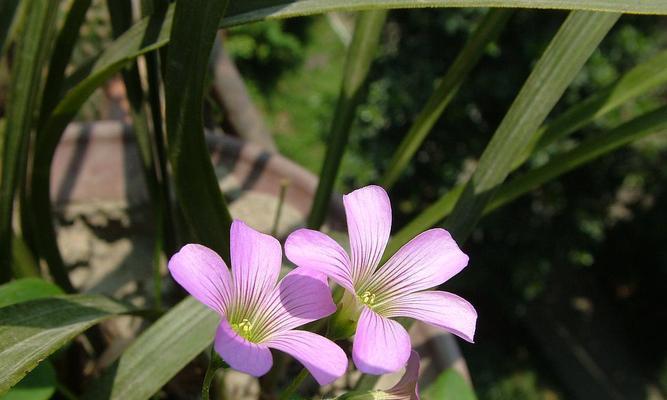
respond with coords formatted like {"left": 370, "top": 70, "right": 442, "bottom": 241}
{"left": 364, "top": 228, "right": 468, "bottom": 300}
{"left": 383, "top": 291, "right": 477, "bottom": 343}
{"left": 214, "top": 319, "right": 273, "bottom": 377}
{"left": 255, "top": 267, "right": 337, "bottom": 338}
{"left": 264, "top": 330, "right": 348, "bottom": 385}
{"left": 285, "top": 228, "right": 355, "bottom": 292}
{"left": 230, "top": 220, "right": 282, "bottom": 313}
{"left": 343, "top": 185, "right": 392, "bottom": 286}
{"left": 386, "top": 350, "right": 421, "bottom": 400}
{"left": 352, "top": 307, "right": 411, "bottom": 375}
{"left": 168, "top": 244, "right": 232, "bottom": 314}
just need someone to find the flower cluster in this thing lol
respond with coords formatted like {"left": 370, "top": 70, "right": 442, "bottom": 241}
{"left": 168, "top": 185, "right": 477, "bottom": 394}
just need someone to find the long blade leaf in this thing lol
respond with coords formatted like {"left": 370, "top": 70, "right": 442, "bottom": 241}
{"left": 0, "top": 0, "right": 60, "bottom": 283}
{"left": 223, "top": 0, "right": 667, "bottom": 25}
{"left": 82, "top": 297, "right": 218, "bottom": 400}
{"left": 380, "top": 8, "right": 512, "bottom": 189}
{"left": 0, "top": 0, "right": 20, "bottom": 56}
{"left": 0, "top": 295, "right": 135, "bottom": 393}
{"left": 444, "top": 11, "right": 620, "bottom": 241}
{"left": 28, "top": 5, "right": 173, "bottom": 292}
{"left": 164, "top": 0, "right": 233, "bottom": 259}
{"left": 307, "top": 10, "right": 387, "bottom": 229}
{"left": 388, "top": 46, "right": 667, "bottom": 253}
{"left": 487, "top": 106, "right": 667, "bottom": 212}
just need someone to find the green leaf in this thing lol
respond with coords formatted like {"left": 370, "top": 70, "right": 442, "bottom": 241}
{"left": 307, "top": 10, "right": 387, "bottom": 229}
{"left": 380, "top": 8, "right": 512, "bottom": 189}
{"left": 0, "top": 0, "right": 60, "bottom": 284}
{"left": 38, "top": 0, "right": 93, "bottom": 124}
{"left": 0, "top": 295, "right": 135, "bottom": 393}
{"left": 10, "top": 235, "right": 40, "bottom": 279}
{"left": 82, "top": 297, "right": 219, "bottom": 400}
{"left": 164, "top": 0, "right": 233, "bottom": 259}
{"left": 28, "top": 4, "right": 173, "bottom": 292}
{"left": 21, "top": 0, "right": 92, "bottom": 266}
{"left": 0, "top": 0, "right": 20, "bottom": 56}
{"left": 519, "top": 47, "right": 667, "bottom": 168}
{"left": 422, "top": 368, "right": 477, "bottom": 400}
{"left": 487, "top": 105, "right": 667, "bottom": 212}
{"left": 388, "top": 46, "right": 667, "bottom": 254}
{"left": 444, "top": 11, "right": 620, "bottom": 241}
{"left": 0, "top": 278, "right": 63, "bottom": 308}
{"left": 223, "top": 0, "right": 667, "bottom": 26}
{"left": 0, "top": 361, "right": 56, "bottom": 400}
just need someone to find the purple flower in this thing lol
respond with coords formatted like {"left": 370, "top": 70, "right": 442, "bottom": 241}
{"left": 383, "top": 350, "right": 421, "bottom": 400}
{"left": 285, "top": 185, "right": 477, "bottom": 375}
{"left": 168, "top": 220, "right": 348, "bottom": 385}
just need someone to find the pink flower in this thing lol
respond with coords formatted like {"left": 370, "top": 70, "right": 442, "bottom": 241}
{"left": 384, "top": 350, "right": 421, "bottom": 399}
{"left": 168, "top": 220, "right": 348, "bottom": 385}
{"left": 285, "top": 185, "right": 477, "bottom": 375}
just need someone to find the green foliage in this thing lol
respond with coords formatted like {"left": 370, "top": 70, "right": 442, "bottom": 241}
{"left": 308, "top": 10, "right": 388, "bottom": 229}
{"left": 82, "top": 297, "right": 218, "bottom": 400}
{"left": 0, "top": 361, "right": 56, "bottom": 400}
{"left": 227, "top": 20, "right": 306, "bottom": 88}
{"left": 0, "top": 0, "right": 666, "bottom": 398}
{"left": 0, "top": 295, "right": 135, "bottom": 392}
{"left": 423, "top": 368, "right": 477, "bottom": 400}
{"left": 164, "top": 0, "right": 233, "bottom": 259}
{"left": 0, "top": 278, "right": 63, "bottom": 308}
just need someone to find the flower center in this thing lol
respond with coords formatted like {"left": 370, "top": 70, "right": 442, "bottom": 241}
{"left": 231, "top": 318, "right": 255, "bottom": 340}
{"left": 359, "top": 291, "right": 377, "bottom": 306}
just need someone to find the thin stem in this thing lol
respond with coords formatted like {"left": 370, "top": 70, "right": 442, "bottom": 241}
{"left": 202, "top": 349, "right": 225, "bottom": 400}
{"left": 271, "top": 179, "right": 289, "bottom": 237}
{"left": 278, "top": 368, "right": 309, "bottom": 400}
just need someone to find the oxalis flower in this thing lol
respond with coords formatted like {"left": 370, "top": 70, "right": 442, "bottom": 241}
{"left": 337, "top": 351, "right": 421, "bottom": 400}
{"left": 168, "top": 220, "right": 348, "bottom": 385}
{"left": 285, "top": 185, "right": 477, "bottom": 375}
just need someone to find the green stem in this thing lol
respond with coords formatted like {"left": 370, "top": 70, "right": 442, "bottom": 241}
{"left": 202, "top": 349, "right": 225, "bottom": 400}
{"left": 307, "top": 9, "right": 387, "bottom": 229}
{"left": 278, "top": 368, "right": 309, "bottom": 400}
{"left": 271, "top": 179, "right": 289, "bottom": 237}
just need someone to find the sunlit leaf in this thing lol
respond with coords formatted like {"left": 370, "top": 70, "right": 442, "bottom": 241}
{"left": 0, "top": 295, "right": 135, "bottom": 392}
{"left": 380, "top": 8, "right": 512, "bottom": 189}
{"left": 0, "top": 0, "right": 60, "bottom": 284}
{"left": 423, "top": 368, "right": 477, "bottom": 400}
{"left": 389, "top": 47, "right": 667, "bottom": 254}
{"left": 164, "top": 0, "right": 233, "bottom": 258}
{"left": 444, "top": 10, "right": 619, "bottom": 241}
{"left": 308, "top": 10, "right": 387, "bottom": 229}
{"left": 223, "top": 0, "right": 667, "bottom": 27}
{"left": 82, "top": 297, "right": 218, "bottom": 400}
{"left": 0, "top": 278, "right": 63, "bottom": 308}
{"left": 488, "top": 106, "right": 667, "bottom": 212}
{"left": 0, "top": 361, "right": 56, "bottom": 400}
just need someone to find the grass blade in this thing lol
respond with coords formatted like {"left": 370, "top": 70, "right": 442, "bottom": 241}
{"left": 0, "top": 0, "right": 20, "bottom": 56}
{"left": 28, "top": 5, "right": 173, "bottom": 292}
{"left": 38, "top": 0, "right": 93, "bottom": 124}
{"left": 444, "top": 11, "right": 620, "bottom": 241}
{"left": 164, "top": 0, "right": 233, "bottom": 259}
{"left": 380, "top": 8, "right": 512, "bottom": 189}
{"left": 487, "top": 106, "right": 667, "bottom": 212}
{"left": 0, "top": 295, "right": 136, "bottom": 393}
{"left": 388, "top": 46, "right": 667, "bottom": 253}
{"left": 518, "top": 48, "right": 667, "bottom": 168}
{"left": 82, "top": 297, "right": 218, "bottom": 400}
{"left": 0, "top": 0, "right": 60, "bottom": 283}
{"left": 307, "top": 10, "right": 387, "bottom": 229}
{"left": 222, "top": 0, "right": 667, "bottom": 27}
{"left": 0, "top": 278, "right": 63, "bottom": 308}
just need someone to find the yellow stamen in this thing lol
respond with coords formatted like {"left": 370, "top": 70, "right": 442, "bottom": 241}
{"left": 360, "top": 291, "right": 376, "bottom": 306}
